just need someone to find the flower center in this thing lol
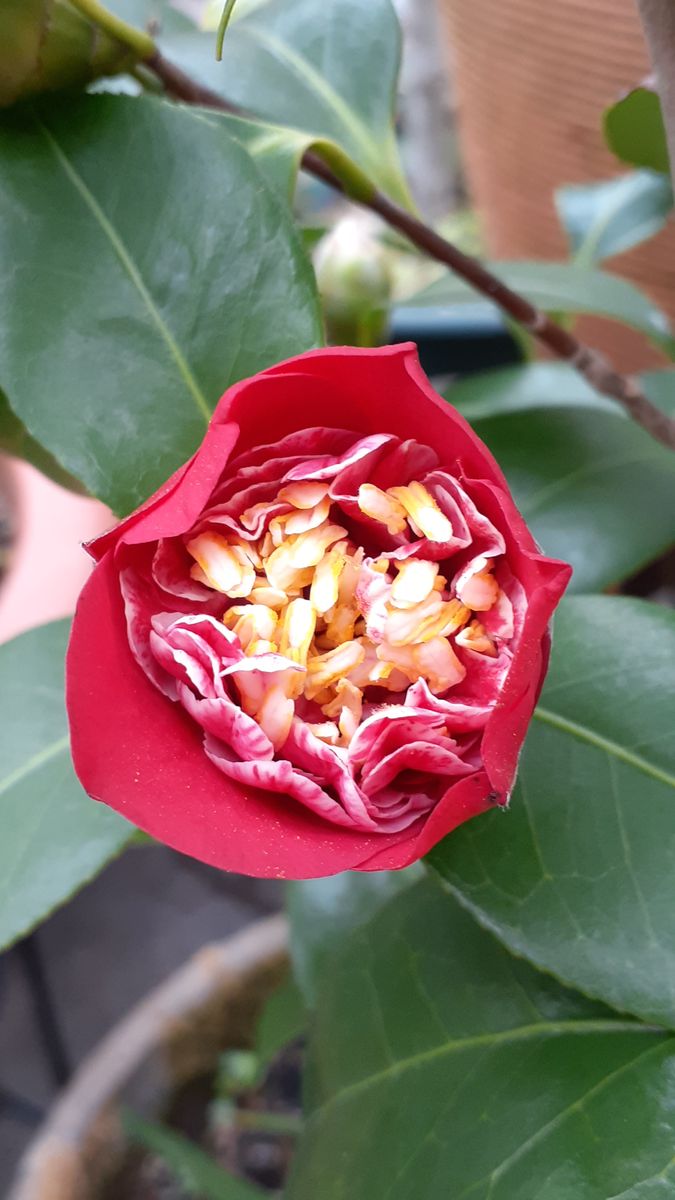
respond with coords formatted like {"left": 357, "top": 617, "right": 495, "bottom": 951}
{"left": 185, "top": 478, "right": 501, "bottom": 752}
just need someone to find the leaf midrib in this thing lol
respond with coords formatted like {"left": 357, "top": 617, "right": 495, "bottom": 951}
{"left": 35, "top": 115, "right": 212, "bottom": 425}
{"left": 309, "top": 1017, "right": 662, "bottom": 1117}
{"left": 238, "top": 24, "right": 382, "bottom": 169}
{"left": 454, "top": 1037, "right": 669, "bottom": 1200}
{"left": 0, "top": 734, "right": 70, "bottom": 799}
{"left": 533, "top": 706, "right": 675, "bottom": 790}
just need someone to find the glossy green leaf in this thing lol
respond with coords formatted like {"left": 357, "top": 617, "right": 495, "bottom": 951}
{"left": 0, "top": 388, "right": 86, "bottom": 493}
{"left": 208, "top": 112, "right": 378, "bottom": 217}
{"left": 556, "top": 171, "right": 673, "bottom": 266}
{"left": 256, "top": 975, "right": 306, "bottom": 1065}
{"left": 289, "top": 879, "right": 675, "bottom": 1200}
{"left": 407, "top": 261, "right": 675, "bottom": 355}
{"left": 447, "top": 363, "right": 675, "bottom": 591}
{"left": 604, "top": 86, "right": 670, "bottom": 174}
{"left": 288, "top": 865, "right": 424, "bottom": 1006}
{"left": 124, "top": 1112, "right": 264, "bottom": 1199}
{"left": 0, "top": 620, "right": 133, "bottom": 951}
{"left": 428, "top": 596, "right": 675, "bottom": 1029}
{"left": 211, "top": 113, "right": 309, "bottom": 198}
{"left": 160, "top": 0, "right": 412, "bottom": 204}
{"left": 0, "top": 94, "right": 322, "bottom": 515}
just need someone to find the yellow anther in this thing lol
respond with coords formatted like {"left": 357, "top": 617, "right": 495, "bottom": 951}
{"left": 384, "top": 592, "right": 443, "bottom": 646}
{"left": 223, "top": 604, "right": 278, "bottom": 652}
{"left": 256, "top": 685, "right": 296, "bottom": 750}
{"left": 357, "top": 483, "right": 408, "bottom": 535}
{"left": 390, "top": 558, "right": 439, "bottom": 608}
{"left": 306, "top": 639, "right": 366, "bottom": 699}
{"left": 277, "top": 598, "right": 317, "bottom": 667}
{"left": 186, "top": 533, "right": 255, "bottom": 598}
{"left": 385, "top": 593, "right": 472, "bottom": 646}
{"left": 278, "top": 481, "right": 330, "bottom": 509}
{"left": 322, "top": 603, "right": 357, "bottom": 648}
{"left": 414, "top": 638, "right": 466, "bottom": 692}
{"left": 456, "top": 620, "right": 498, "bottom": 657}
{"left": 249, "top": 584, "right": 289, "bottom": 611}
{"left": 265, "top": 522, "right": 347, "bottom": 591}
{"left": 387, "top": 481, "right": 453, "bottom": 542}
{"left": 307, "top": 721, "right": 341, "bottom": 744}
{"left": 321, "top": 679, "right": 363, "bottom": 745}
{"left": 271, "top": 496, "right": 331, "bottom": 544}
{"left": 433, "top": 599, "right": 472, "bottom": 638}
{"left": 310, "top": 548, "right": 345, "bottom": 615}
{"left": 375, "top": 642, "right": 418, "bottom": 685}
{"left": 247, "top": 638, "right": 277, "bottom": 656}
{"left": 191, "top": 458, "right": 510, "bottom": 749}
{"left": 372, "top": 556, "right": 390, "bottom": 574}
{"left": 457, "top": 566, "right": 499, "bottom": 612}
{"left": 321, "top": 547, "right": 363, "bottom": 647}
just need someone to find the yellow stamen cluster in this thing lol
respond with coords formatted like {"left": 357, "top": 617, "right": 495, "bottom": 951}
{"left": 186, "top": 480, "right": 499, "bottom": 751}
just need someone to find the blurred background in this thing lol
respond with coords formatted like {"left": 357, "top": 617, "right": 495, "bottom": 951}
{"left": 1, "top": 0, "right": 673, "bottom": 1191}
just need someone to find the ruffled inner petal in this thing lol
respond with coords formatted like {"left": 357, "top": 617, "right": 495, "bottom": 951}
{"left": 121, "top": 428, "right": 532, "bottom": 834}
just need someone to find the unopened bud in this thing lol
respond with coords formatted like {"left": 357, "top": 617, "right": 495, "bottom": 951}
{"left": 0, "top": 0, "right": 136, "bottom": 109}
{"left": 314, "top": 216, "right": 393, "bottom": 347}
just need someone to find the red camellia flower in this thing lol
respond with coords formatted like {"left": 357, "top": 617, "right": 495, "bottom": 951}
{"left": 66, "top": 345, "right": 571, "bottom": 879}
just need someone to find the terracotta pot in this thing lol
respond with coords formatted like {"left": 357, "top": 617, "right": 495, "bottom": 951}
{"left": 441, "top": 0, "right": 674, "bottom": 371}
{"left": 7, "top": 915, "right": 288, "bottom": 1200}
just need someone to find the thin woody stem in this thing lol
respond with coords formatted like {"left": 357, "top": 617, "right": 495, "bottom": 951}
{"left": 144, "top": 48, "right": 675, "bottom": 452}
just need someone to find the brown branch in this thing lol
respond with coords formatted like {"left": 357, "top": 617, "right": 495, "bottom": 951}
{"left": 147, "top": 49, "right": 675, "bottom": 452}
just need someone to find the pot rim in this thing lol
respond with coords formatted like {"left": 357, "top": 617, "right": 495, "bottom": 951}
{"left": 7, "top": 912, "right": 288, "bottom": 1200}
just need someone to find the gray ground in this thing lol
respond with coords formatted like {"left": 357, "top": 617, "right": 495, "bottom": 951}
{"left": 0, "top": 847, "right": 281, "bottom": 1191}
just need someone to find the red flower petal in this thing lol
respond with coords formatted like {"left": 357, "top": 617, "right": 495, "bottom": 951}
{"left": 67, "top": 345, "right": 571, "bottom": 878}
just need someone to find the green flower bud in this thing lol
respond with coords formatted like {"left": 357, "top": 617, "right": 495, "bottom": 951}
{"left": 0, "top": 0, "right": 136, "bottom": 109}
{"left": 314, "top": 216, "right": 394, "bottom": 348}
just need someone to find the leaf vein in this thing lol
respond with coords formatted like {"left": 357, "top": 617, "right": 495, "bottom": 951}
{"left": 35, "top": 116, "right": 212, "bottom": 425}
{"left": 533, "top": 707, "right": 675, "bottom": 790}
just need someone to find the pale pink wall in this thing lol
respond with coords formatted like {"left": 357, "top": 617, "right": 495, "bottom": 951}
{"left": 0, "top": 456, "right": 113, "bottom": 644}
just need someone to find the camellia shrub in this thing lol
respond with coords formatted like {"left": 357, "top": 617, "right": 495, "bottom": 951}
{"left": 2, "top": 1, "right": 675, "bottom": 1196}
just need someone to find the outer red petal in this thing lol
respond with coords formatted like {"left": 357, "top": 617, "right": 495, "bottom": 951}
{"left": 214, "top": 344, "right": 511, "bottom": 488}
{"left": 66, "top": 550, "right": 422, "bottom": 878}
{"left": 67, "top": 345, "right": 571, "bottom": 879}
{"left": 89, "top": 423, "right": 240, "bottom": 559}
{"left": 467, "top": 478, "right": 572, "bottom": 795}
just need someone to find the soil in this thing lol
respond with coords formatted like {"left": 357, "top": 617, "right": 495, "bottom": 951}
{"left": 104, "top": 1040, "right": 304, "bottom": 1198}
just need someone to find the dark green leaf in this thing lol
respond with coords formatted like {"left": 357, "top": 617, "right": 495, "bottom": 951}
{"left": 407, "top": 261, "right": 675, "bottom": 355}
{"left": 288, "top": 865, "right": 424, "bottom": 1006}
{"left": 288, "top": 879, "right": 675, "bottom": 1200}
{"left": 447, "top": 363, "right": 675, "bottom": 591}
{"left": 555, "top": 171, "right": 672, "bottom": 265}
{"left": 256, "top": 974, "right": 306, "bottom": 1065}
{"left": 0, "top": 95, "right": 322, "bottom": 515}
{"left": 124, "top": 1112, "right": 264, "bottom": 1199}
{"left": 428, "top": 596, "right": 675, "bottom": 1028}
{"left": 161, "top": 0, "right": 412, "bottom": 204}
{"left": 0, "top": 387, "right": 86, "bottom": 493}
{"left": 0, "top": 620, "right": 133, "bottom": 951}
{"left": 604, "top": 86, "right": 670, "bottom": 174}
